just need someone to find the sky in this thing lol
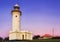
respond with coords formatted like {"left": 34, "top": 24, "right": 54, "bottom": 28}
{"left": 0, "top": 0, "right": 60, "bottom": 38}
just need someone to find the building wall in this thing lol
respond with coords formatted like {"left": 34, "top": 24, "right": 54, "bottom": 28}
{"left": 9, "top": 31, "right": 32, "bottom": 40}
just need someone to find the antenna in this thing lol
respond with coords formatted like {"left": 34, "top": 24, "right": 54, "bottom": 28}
{"left": 52, "top": 28, "right": 54, "bottom": 37}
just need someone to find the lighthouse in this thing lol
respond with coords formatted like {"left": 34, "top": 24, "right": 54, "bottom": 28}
{"left": 12, "top": 4, "right": 21, "bottom": 32}
{"left": 9, "top": 4, "right": 32, "bottom": 40}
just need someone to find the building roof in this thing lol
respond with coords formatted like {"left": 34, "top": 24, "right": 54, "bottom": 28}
{"left": 42, "top": 34, "right": 52, "bottom": 37}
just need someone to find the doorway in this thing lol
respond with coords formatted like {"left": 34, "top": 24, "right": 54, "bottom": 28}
{"left": 22, "top": 35, "right": 24, "bottom": 40}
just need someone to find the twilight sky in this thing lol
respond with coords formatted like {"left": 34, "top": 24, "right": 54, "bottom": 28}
{"left": 0, "top": 0, "right": 60, "bottom": 38}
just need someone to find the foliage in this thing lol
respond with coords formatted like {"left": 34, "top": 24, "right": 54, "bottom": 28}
{"left": 33, "top": 35, "right": 40, "bottom": 39}
{"left": 4, "top": 37, "right": 9, "bottom": 42}
{"left": 52, "top": 36, "right": 60, "bottom": 39}
{"left": 0, "top": 37, "right": 3, "bottom": 42}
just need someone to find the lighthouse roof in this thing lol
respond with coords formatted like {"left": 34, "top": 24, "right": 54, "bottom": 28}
{"left": 14, "top": 4, "right": 19, "bottom": 7}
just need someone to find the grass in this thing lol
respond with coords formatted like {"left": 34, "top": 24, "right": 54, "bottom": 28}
{"left": 4, "top": 39, "right": 60, "bottom": 42}
{"left": 30, "top": 39, "right": 60, "bottom": 42}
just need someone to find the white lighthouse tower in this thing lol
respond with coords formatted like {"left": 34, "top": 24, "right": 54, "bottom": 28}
{"left": 12, "top": 4, "right": 21, "bottom": 32}
{"left": 9, "top": 4, "right": 22, "bottom": 40}
{"left": 9, "top": 4, "right": 32, "bottom": 40}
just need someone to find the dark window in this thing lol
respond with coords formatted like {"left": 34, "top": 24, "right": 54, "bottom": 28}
{"left": 16, "top": 15, "right": 17, "bottom": 17}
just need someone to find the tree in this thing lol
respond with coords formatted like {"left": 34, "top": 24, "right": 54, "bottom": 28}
{"left": 52, "top": 36, "right": 60, "bottom": 39}
{"left": 4, "top": 37, "right": 9, "bottom": 41}
{"left": 33, "top": 35, "right": 40, "bottom": 39}
{"left": 0, "top": 37, "right": 3, "bottom": 42}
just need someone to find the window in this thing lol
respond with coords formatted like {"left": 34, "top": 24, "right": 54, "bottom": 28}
{"left": 15, "top": 15, "right": 17, "bottom": 17}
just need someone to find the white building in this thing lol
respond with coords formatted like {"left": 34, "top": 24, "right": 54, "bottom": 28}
{"left": 9, "top": 4, "right": 32, "bottom": 40}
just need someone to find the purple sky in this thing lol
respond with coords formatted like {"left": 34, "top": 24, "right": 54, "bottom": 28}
{"left": 0, "top": 0, "right": 60, "bottom": 38}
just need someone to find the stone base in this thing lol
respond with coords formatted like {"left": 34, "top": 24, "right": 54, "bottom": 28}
{"left": 9, "top": 31, "right": 32, "bottom": 40}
